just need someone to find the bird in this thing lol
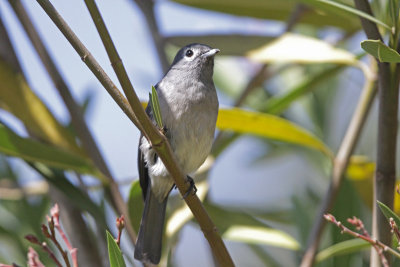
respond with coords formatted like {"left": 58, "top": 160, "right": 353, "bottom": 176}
{"left": 134, "top": 43, "right": 220, "bottom": 264}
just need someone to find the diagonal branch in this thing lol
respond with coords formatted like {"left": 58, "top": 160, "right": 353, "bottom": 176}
{"left": 36, "top": 0, "right": 234, "bottom": 265}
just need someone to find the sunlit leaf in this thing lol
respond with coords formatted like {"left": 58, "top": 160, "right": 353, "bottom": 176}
{"left": 0, "top": 60, "right": 83, "bottom": 154}
{"left": 346, "top": 156, "right": 400, "bottom": 215}
{"left": 106, "top": 230, "right": 126, "bottom": 267}
{"left": 361, "top": 40, "right": 400, "bottom": 63}
{"left": 377, "top": 201, "right": 400, "bottom": 228}
{"left": 127, "top": 180, "right": 144, "bottom": 233}
{"left": 0, "top": 124, "right": 99, "bottom": 176}
{"left": 346, "top": 156, "right": 375, "bottom": 181}
{"left": 346, "top": 156, "right": 374, "bottom": 209}
{"left": 223, "top": 225, "right": 300, "bottom": 250}
{"left": 247, "top": 33, "right": 358, "bottom": 65}
{"left": 171, "top": 0, "right": 360, "bottom": 31}
{"left": 217, "top": 108, "right": 333, "bottom": 158}
{"left": 315, "top": 239, "right": 370, "bottom": 263}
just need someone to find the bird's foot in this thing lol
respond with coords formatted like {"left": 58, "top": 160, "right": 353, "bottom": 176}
{"left": 182, "top": 175, "right": 197, "bottom": 199}
{"left": 173, "top": 176, "right": 197, "bottom": 198}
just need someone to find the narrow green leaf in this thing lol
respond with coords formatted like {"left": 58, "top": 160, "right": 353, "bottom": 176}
{"left": 223, "top": 225, "right": 300, "bottom": 250}
{"left": 264, "top": 65, "right": 344, "bottom": 114}
{"left": 377, "top": 200, "right": 400, "bottom": 227}
{"left": 217, "top": 108, "right": 333, "bottom": 158}
{"left": 315, "top": 239, "right": 370, "bottom": 263}
{"left": 150, "top": 86, "right": 163, "bottom": 129}
{"left": 127, "top": 180, "right": 144, "bottom": 233}
{"left": 0, "top": 124, "right": 100, "bottom": 176}
{"left": 303, "top": 0, "right": 391, "bottom": 30}
{"left": 106, "top": 230, "right": 126, "bottom": 267}
{"left": 361, "top": 40, "right": 400, "bottom": 63}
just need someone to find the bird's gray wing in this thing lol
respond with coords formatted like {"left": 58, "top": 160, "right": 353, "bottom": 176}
{"left": 137, "top": 102, "right": 154, "bottom": 200}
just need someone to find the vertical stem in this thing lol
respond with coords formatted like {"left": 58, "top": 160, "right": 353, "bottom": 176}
{"left": 371, "top": 62, "right": 399, "bottom": 266}
{"left": 352, "top": 0, "right": 399, "bottom": 265}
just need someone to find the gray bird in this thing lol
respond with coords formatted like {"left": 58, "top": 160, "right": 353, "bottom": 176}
{"left": 134, "top": 43, "right": 219, "bottom": 264}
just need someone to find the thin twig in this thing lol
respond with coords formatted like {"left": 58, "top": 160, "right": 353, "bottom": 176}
{"left": 25, "top": 235, "right": 63, "bottom": 267}
{"left": 42, "top": 222, "right": 71, "bottom": 267}
{"left": 324, "top": 214, "right": 400, "bottom": 267}
{"left": 36, "top": 0, "right": 234, "bottom": 265}
{"left": 50, "top": 204, "right": 78, "bottom": 267}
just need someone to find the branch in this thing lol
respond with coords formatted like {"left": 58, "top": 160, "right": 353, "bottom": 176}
{"left": 36, "top": 0, "right": 234, "bottom": 265}
{"left": 300, "top": 62, "right": 377, "bottom": 267}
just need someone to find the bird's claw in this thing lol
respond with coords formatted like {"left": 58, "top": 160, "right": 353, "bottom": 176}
{"left": 182, "top": 176, "right": 197, "bottom": 199}
{"left": 173, "top": 176, "right": 197, "bottom": 198}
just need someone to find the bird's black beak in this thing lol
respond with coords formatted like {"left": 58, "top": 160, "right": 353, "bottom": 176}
{"left": 202, "top": 48, "right": 220, "bottom": 58}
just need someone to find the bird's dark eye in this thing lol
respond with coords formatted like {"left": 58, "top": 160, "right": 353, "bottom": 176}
{"left": 185, "top": 49, "right": 194, "bottom": 57}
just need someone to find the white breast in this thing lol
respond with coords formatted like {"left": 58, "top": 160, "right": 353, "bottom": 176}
{"left": 142, "top": 78, "right": 218, "bottom": 200}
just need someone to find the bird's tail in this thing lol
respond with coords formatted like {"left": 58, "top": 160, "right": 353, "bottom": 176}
{"left": 134, "top": 187, "right": 167, "bottom": 265}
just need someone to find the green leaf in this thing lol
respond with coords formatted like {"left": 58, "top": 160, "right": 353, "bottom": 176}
{"left": 150, "top": 86, "right": 163, "bottom": 129}
{"left": 247, "top": 33, "right": 358, "bottom": 65}
{"left": 0, "top": 124, "right": 101, "bottom": 177}
{"left": 171, "top": 0, "right": 360, "bottom": 31}
{"left": 217, "top": 108, "right": 333, "bottom": 158}
{"left": 361, "top": 40, "right": 400, "bottom": 63}
{"left": 106, "top": 230, "right": 126, "bottom": 267}
{"left": 377, "top": 200, "right": 400, "bottom": 227}
{"left": 303, "top": 0, "right": 391, "bottom": 30}
{"left": 315, "top": 239, "right": 370, "bottom": 263}
{"left": 223, "top": 225, "right": 300, "bottom": 250}
{"left": 127, "top": 180, "right": 144, "bottom": 233}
